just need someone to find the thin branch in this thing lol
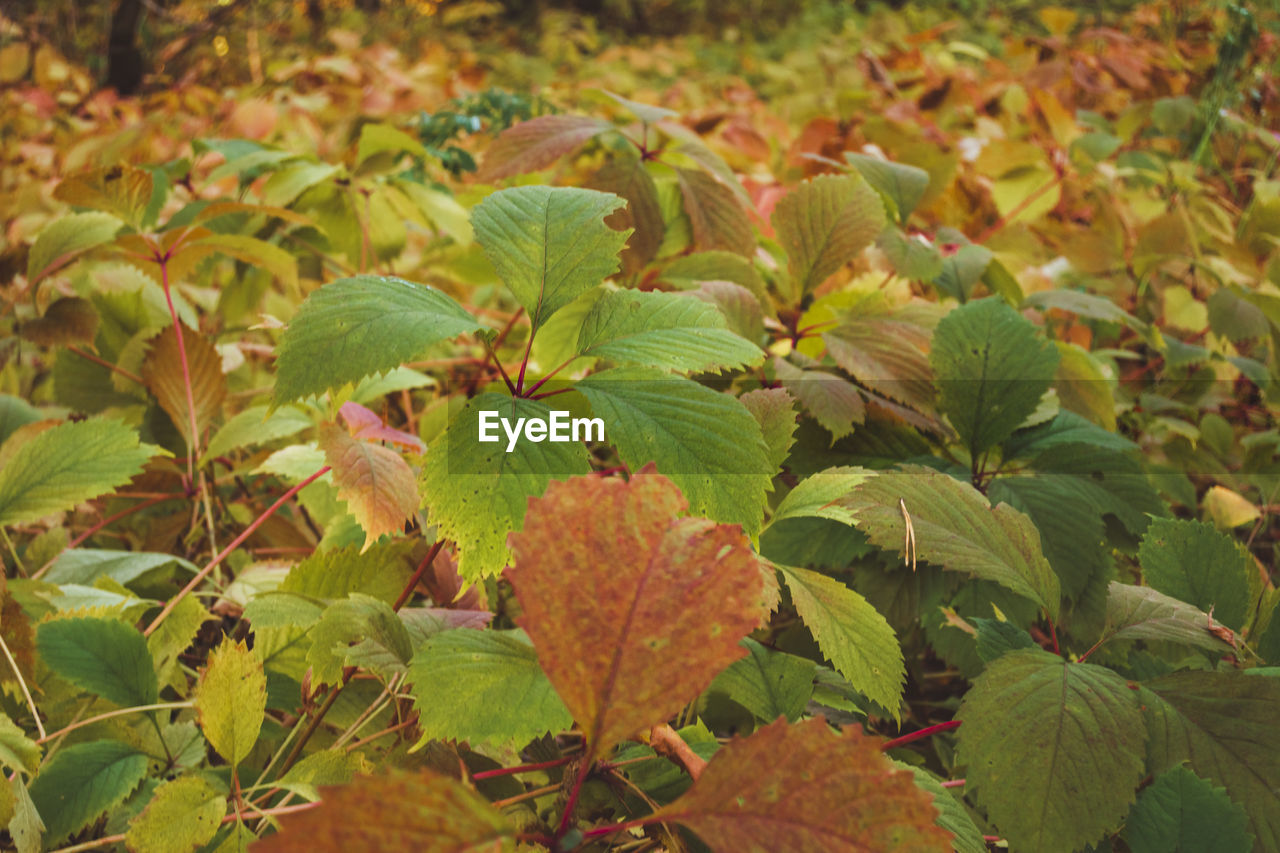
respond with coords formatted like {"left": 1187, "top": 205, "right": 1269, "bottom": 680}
{"left": 37, "top": 701, "right": 193, "bottom": 745}
{"left": 66, "top": 346, "right": 145, "bottom": 386}
{"left": 0, "top": 633, "right": 44, "bottom": 740}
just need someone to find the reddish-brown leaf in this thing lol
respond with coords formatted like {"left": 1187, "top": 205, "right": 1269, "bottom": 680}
{"left": 18, "top": 296, "right": 99, "bottom": 347}
{"left": 506, "top": 470, "right": 765, "bottom": 756}
{"left": 319, "top": 423, "right": 418, "bottom": 552}
{"left": 254, "top": 770, "right": 516, "bottom": 853}
{"left": 654, "top": 718, "right": 952, "bottom": 853}
{"left": 588, "top": 156, "right": 664, "bottom": 275}
{"left": 676, "top": 167, "right": 755, "bottom": 256}
{"left": 477, "top": 114, "right": 614, "bottom": 182}
{"left": 141, "top": 324, "right": 227, "bottom": 448}
{"left": 339, "top": 401, "right": 425, "bottom": 452}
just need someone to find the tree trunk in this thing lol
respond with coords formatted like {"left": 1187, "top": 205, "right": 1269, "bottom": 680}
{"left": 106, "top": 0, "right": 145, "bottom": 95}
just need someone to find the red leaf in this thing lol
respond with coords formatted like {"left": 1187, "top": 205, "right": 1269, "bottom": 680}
{"left": 506, "top": 469, "right": 766, "bottom": 757}
{"left": 339, "top": 401, "right": 425, "bottom": 452}
{"left": 655, "top": 718, "right": 952, "bottom": 852}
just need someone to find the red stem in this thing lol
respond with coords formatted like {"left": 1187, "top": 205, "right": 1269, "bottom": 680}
{"left": 580, "top": 817, "right": 650, "bottom": 841}
{"left": 940, "top": 778, "right": 966, "bottom": 788}
{"left": 1048, "top": 618, "right": 1060, "bottom": 656}
{"left": 530, "top": 388, "right": 572, "bottom": 401}
{"left": 880, "top": 720, "right": 961, "bottom": 751}
{"left": 392, "top": 540, "right": 445, "bottom": 611}
{"left": 514, "top": 327, "right": 535, "bottom": 396}
{"left": 143, "top": 465, "right": 331, "bottom": 636}
{"left": 522, "top": 355, "right": 579, "bottom": 399}
{"left": 472, "top": 756, "right": 571, "bottom": 781}
{"left": 32, "top": 494, "right": 180, "bottom": 580}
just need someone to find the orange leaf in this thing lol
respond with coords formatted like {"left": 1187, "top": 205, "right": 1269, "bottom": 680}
{"left": 254, "top": 770, "right": 516, "bottom": 852}
{"left": 141, "top": 324, "right": 227, "bottom": 448}
{"left": 319, "top": 423, "right": 418, "bottom": 552}
{"left": 655, "top": 718, "right": 952, "bottom": 852}
{"left": 506, "top": 470, "right": 765, "bottom": 757}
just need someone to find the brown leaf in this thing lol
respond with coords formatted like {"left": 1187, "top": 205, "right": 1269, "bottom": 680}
{"left": 676, "top": 167, "right": 755, "bottom": 256}
{"left": 319, "top": 423, "right": 418, "bottom": 552}
{"left": 254, "top": 770, "right": 516, "bottom": 852}
{"left": 0, "top": 576, "right": 36, "bottom": 691}
{"left": 53, "top": 165, "right": 154, "bottom": 228}
{"left": 18, "top": 297, "right": 99, "bottom": 348}
{"left": 506, "top": 470, "right": 764, "bottom": 758}
{"left": 416, "top": 546, "right": 485, "bottom": 611}
{"left": 477, "top": 114, "right": 613, "bottom": 183}
{"left": 588, "top": 156, "right": 664, "bottom": 275}
{"left": 655, "top": 718, "right": 952, "bottom": 852}
{"left": 141, "top": 323, "right": 227, "bottom": 448}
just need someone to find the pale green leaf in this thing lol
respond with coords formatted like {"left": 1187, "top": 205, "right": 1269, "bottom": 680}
{"left": 772, "top": 173, "right": 886, "bottom": 295}
{"left": 275, "top": 275, "right": 484, "bottom": 404}
{"left": 306, "top": 594, "right": 412, "bottom": 685}
{"left": 777, "top": 564, "right": 905, "bottom": 718}
{"left": 0, "top": 418, "right": 161, "bottom": 528}
{"left": 419, "top": 394, "right": 590, "bottom": 580}
{"left": 1098, "top": 582, "right": 1237, "bottom": 655}
{"left": 356, "top": 122, "right": 430, "bottom": 167}
{"left": 125, "top": 775, "right": 225, "bottom": 853}
{"left": 36, "top": 616, "right": 158, "bottom": 707}
{"left": 195, "top": 640, "right": 266, "bottom": 769}
{"left": 661, "top": 250, "right": 769, "bottom": 307}
{"left": 1142, "top": 670, "right": 1280, "bottom": 850}
{"left": 773, "top": 357, "right": 864, "bottom": 440}
{"left": 931, "top": 245, "right": 992, "bottom": 302}
{"left": 931, "top": 297, "right": 1059, "bottom": 458}
{"left": 771, "top": 466, "right": 874, "bottom": 526}
{"left": 9, "top": 776, "right": 43, "bottom": 853}
{"left": 1138, "top": 518, "right": 1253, "bottom": 631}
{"left": 896, "top": 763, "right": 988, "bottom": 853}
{"left": 28, "top": 740, "right": 148, "bottom": 844}
{"left": 576, "top": 367, "right": 772, "bottom": 533}
{"left": 201, "top": 405, "right": 311, "bottom": 464}
{"left": 0, "top": 714, "right": 40, "bottom": 777}
{"left": 575, "top": 289, "right": 763, "bottom": 374}
{"left": 185, "top": 233, "right": 297, "bottom": 290}
{"left": 44, "top": 549, "right": 197, "bottom": 588}
{"left": 878, "top": 228, "right": 944, "bottom": 281}
{"left": 280, "top": 541, "right": 414, "bottom": 604}
{"left": 838, "top": 466, "right": 1060, "bottom": 617}
{"left": 26, "top": 212, "right": 122, "bottom": 284}
{"left": 845, "top": 154, "right": 930, "bottom": 222}
{"left": 957, "top": 648, "right": 1147, "bottom": 853}
{"left": 408, "top": 628, "right": 572, "bottom": 749}
{"left": 0, "top": 396, "right": 42, "bottom": 447}
{"left": 471, "top": 185, "right": 629, "bottom": 329}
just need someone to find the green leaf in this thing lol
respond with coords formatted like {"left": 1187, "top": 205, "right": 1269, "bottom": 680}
{"left": 931, "top": 296, "right": 1059, "bottom": 458}
{"left": 661, "top": 250, "right": 769, "bottom": 306}
{"left": 201, "top": 405, "right": 311, "bottom": 464}
{"left": 845, "top": 154, "right": 930, "bottom": 222}
{"left": 407, "top": 628, "right": 572, "bottom": 749}
{"left": 739, "top": 388, "right": 798, "bottom": 474}
{"left": 44, "top": 549, "right": 196, "bottom": 588}
{"left": 9, "top": 776, "right": 43, "bottom": 853}
{"left": 0, "top": 396, "right": 42, "bottom": 447}
{"left": 776, "top": 564, "right": 904, "bottom": 717}
{"left": 957, "top": 648, "right": 1147, "bottom": 853}
{"left": 840, "top": 466, "right": 1061, "bottom": 617}
{"left": 476, "top": 114, "right": 614, "bottom": 182}
{"left": 708, "top": 638, "right": 816, "bottom": 723}
{"left": 1138, "top": 518, "right": 1253, "bottom": 631}
{"left": 36, "top": 616, "right": 158, "bottom": 707}
{"left": 1002, "top": 410, "right": 1138, "bottom": 459}
{"left": 274, "top": 275, "right": 485, "bottom": 404}
{"left": 1123, "top": 765, "right": 1252, "bottom": 853}
{"left": 971, "top": 617, "right": 1038, "bottom": 663}
{"left": 0, "top": 714, "right": 40, "bottom": 777}
{"left": 0, "top": 418, "right": 160, "bottom": 528}
{"left": 307, "top": 594, "right": 412, "bottom": 685}
{"left": 28, "top": 740, "right": 148, "bottom": 844}
{"left": 771, "top": 466, "right": 875, "bottom": 526}
{"left": 878, "top": 228, "right": 944, "bottom": 281}
{"left": 773, "top": 357, "right": 865, "bottom": 440}
{"left": 896, "top": 763, "right": 988, "bottom": 853}
{"left": 822, "top": 313, "right": 935, "bottom": 412}
{"left": 26, "top": 212, "right": 121, "bottom": 284}
{"left": 125, "top": 775, "right": 226, "bottom": 853}
{"left": 419, "top": 394, "right": 590, "bottom": 580}
{"left": 195, "top": 640, "right": 266, "bottom": 769}
{"left": 772, "top": 173, "right": 886, "bottom": 295}
{"left": 930, "top": 244, "right": 992, "bottom": 302}
{"left": 471, "top": 185, "right": 629, "bottom": 329}
{"left": 1023, "top": 289, "right": 1149, "bottom": 333}
{"left": 576, "top": 367, "right": 772, "bottom": 534}
{"left": 1098, "top": 582, "right": 1238, "bottom": 655}
{"left": 575, "top": 289, "right": 762, "bottom": 374}
{"left": 183, "top": 233, "right": 297, "bottom": 291}
{"left": 281, "top": 541, "right": 413, "bottom": 604}
{"left": 1142, "top": 670, "right": 1280, "bottom": 850}
{"left": 355, "top": 122, "right": 430, "bottom": 167}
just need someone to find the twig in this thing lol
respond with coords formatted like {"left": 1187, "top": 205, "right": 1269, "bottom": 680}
{"left": 0, "top": 633, "right": 44, "bottom": 740}
{"left": 37, "top": 701, "right": 193, "bottom": 745}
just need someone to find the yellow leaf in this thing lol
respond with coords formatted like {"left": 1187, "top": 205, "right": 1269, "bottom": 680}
{"left": 319, "top": 424, "right": 418, "bottom": 552}
{"left": 1203, "top": 486, "right": 1260, "bottom": 530}
{"left": 195, "top": 640, "right": 266, "bottom": 769}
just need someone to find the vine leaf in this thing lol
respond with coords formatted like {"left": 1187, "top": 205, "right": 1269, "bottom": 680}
{"left": 254, "top": 770, "right": 516, "bottom": 852}
{"left": 1123, "top": 766, "right": 1252, "bottom": 853}
{"left": 25, "top": 211, "right": 122, "bottom": 284}
{"left": 653, "top": 718, "right": 951, "bottom": 851}
{"left": 142, "top": 324, "right": 227, "bottom": 447}
{"left": 576, "top": 367, "right": 773, "bottom": 533}
{"left": 575, "top": 289, "right": 763, "bottom": 374}
{"left": 319, "top": 423, "right": 417, "bottom": 552}
{"left": 776, "top": 563, "right": 905, "bottom": 717}
{"left": 194, "top": 639, "right": 266, "bottom": 770}
{"left": 837, "top": 465, "right": 1060, "bottom": 617}
{"left": 930, "top": 296, "right": 1059, "bottom": 458}
{"left": 419, "top": 394, "right": 590, "bottom": 580}
{"left": 506, "top": 471, "right": 767, "bottom": 757}
{"left": 35, "top": 616, "right": 158, "bottom": 708}
{"left": 274, "top": 275, "right": 485, "bottom": 405}
{"left": 1098, "top": 582, "right": 1237, "bottom": 655}
{"left": 28, "top": 740, "right": 149, "bottom": 845}
{"left": 471, "top": 185, "right": 630, "bottom": 330}
{"left": 407, "top": 628, "right": 572, "bottom": 749}
{"left": 477, "top": 114, "right": 614, "bottom": 182}
{"left": 1142, "top": 670, "right": 1280, "bottom": 850}
{"left": 772, "top": 173, "right": 887, "bottom": 295}
{"left": 125, "top": 775, "right": 225, "bottom": 853}
{"left": 1137, "top": 517, "right": 1253, "bottom": 631}
{"left": 956, "top": 648, "right": 1147, "bottom": 853}
{"left": 0, "top": 418, "right": 160, "bottom": 528}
